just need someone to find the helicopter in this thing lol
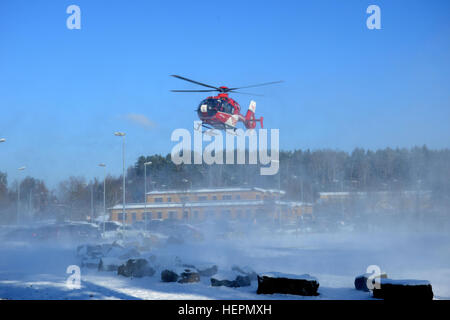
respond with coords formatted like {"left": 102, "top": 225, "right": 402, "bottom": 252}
{"left": 170, "top": 75, "right": 283, "bottom": 133}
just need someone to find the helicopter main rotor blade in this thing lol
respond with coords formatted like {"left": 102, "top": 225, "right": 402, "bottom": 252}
{"left": 228, "top": 80, "right": 284, "bottom": 91}
{"left": 229, "top": 91, "right": 264, "bottom": 97}
{"left": 171, "top": 75, "right": 220, "bottom": 90}
{"left": 171, "top": 89, "right": 218, "bottom": 92}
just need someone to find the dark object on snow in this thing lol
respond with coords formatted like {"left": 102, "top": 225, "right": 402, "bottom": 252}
{"left": 372, "top": 279, "right": 433, "bottom": 300}
{"left": 117, "top": 259, "right": 155, "bottom": 278}
{"left": 257, "top": 273, "right": 319, "bottom": 296}
{"left": 161, "top": 266, "right": 200, "bottom": 283}
{"left": 161, "top": 270, "right": 179, "bottom": 282}
{"left": 211, "top": 275, "right": 251, "bottom": 288}
{"left": 178, "top": 269, "right": 200, "bottom": 284}
{"left": 354, "top": 272, "right": 388, "bottom": 292}
{"left": 196, "top": 265, "right": 218, "bottom": 277}
{"left": 232, "top": 265, "right": 258, "bottom": 281}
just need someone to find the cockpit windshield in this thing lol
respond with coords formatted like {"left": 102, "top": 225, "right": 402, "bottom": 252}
{"left": 198, "top": 99, "right": 219, "bottom": 117}
{"left": 197, "top": 98, "right": 234, "bottom": 117}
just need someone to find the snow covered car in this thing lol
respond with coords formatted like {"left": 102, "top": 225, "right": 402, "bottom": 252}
{"left": 101, "top": 221, "right": 122, "bottom": 232}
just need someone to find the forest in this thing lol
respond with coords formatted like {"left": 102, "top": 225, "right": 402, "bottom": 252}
{"left": 0, "top": 146, "right": 449, "bottom": 223}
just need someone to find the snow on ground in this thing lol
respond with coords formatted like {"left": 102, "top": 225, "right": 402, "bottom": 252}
{"left": 0, "top": 229, "right": 449, "bottom": 300}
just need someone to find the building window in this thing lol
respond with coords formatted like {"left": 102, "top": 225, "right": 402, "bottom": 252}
{"left": 223, "top": 195, "right": 232, "bottom": 200}
{"left": 154, "top": 197, "right": 163, "bottom": 203}
{"left": 256, "top": 195, "right": 261, "bottom": 200}
{"left": 119, "top": 212, "right": 125, "bottom": 221}
{"left": 144, "top": 212, "right": 152, "bottom": 220}
{"left": 129, "top": 212, "right": 136, "bottom": 222}
{"left": 183, "top": 211, "right": 189, "bottom": 219}
{"left": 167, "top": 197, "right": 172, "bottom": 202}
{"left": 198, "top": 196, "right": 207, "bottom": 201}
{"left": 157, "top": 212, "right": 162, "bottom": 219}
{"left": 168, "top": 211, "right": 177, "bottom": 219}
{"left": 193, "top": 211, "right": 199, "bottom": 219}
{"left": 180, "top": 196, "right": 189, "bottom": 202}
{"left": 212, "top": 195, "right": 217, "bottom": 200}
{"left": 235, "top": 195, "right": 241, "bottom": 200}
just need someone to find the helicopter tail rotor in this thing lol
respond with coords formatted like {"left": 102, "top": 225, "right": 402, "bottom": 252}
{"left": 244, "top": 100, "right": 263, "bottom": 129}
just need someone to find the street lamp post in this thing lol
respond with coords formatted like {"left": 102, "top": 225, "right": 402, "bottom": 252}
{"left": 114, "top": 132, "right": 126, "bottom": 225}
{"left": 83, "top": 182, "right": 94, "bottom": 222}
{"left": 90, "top": 182, "right": 94, "bottom": 222}
{"left": 99, "top": 163, "right": 107, "bottom": 234}
{"left": 271, "top": 160, "right": 281, "bottom": 226}
{"left": 181, "top": 178, "right": 191, "bottom": 221}
{"left": 144, "top": 161, "right": 152, "bottom": 233}
{"left": 17, "top": 166, "right": 26, "bottom": 224}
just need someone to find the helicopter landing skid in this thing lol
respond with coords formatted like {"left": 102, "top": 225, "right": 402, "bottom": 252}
{"left": 225, "top": 129, "right": 240, "bottom": 136}
{"left": 194, "top": 123, "right": 220, "bottom": 136}
{"left": 194, "top": 122, "right": 240, "bottom": 136}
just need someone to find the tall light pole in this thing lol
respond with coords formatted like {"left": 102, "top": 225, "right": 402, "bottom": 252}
{"left": 144, "top": 161, "right": 152, "bottom": 233}
{"left": 292, "top": 175, "right": 302, "bottom": 237}
{"left": 90, "top": 182, "right": 94, "bottom": 222}
{"left": 17, "top": 166, "right": 26, "bottom": 224}
{"left": 182, "top": 178, "right": 192, "bottom": 221}
{"left": 271, "top": 160, "right": 281, "bottom": 226}
{"left": 114, "top": 132, "right": 126, "bottom": 225}
{"left": 99, "top": 163, "right": 107, "bottom": 234}
{"left": 83, "top": 182, "right": 94, "bottom": 222}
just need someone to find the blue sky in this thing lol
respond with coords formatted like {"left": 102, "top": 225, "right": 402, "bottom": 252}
{"left": 0, "top": 0, "right": 449, "bottom": 188}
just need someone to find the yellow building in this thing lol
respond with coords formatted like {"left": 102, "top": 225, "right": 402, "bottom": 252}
{"left": 109, "top": 187, "right": 313, "bottom": 224}
{"left": 317, "top": 190, "right": 432, "bottom": 215}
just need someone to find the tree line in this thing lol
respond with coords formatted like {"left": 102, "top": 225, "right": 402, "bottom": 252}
{"left": 0, "top": 145, "right": 449, "bottom": 223}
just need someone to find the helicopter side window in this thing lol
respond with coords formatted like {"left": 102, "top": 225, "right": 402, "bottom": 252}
{"left": 221, "top": 101, "right": 227, "bottom": 113}
{"left": 222, "top": 101, "right": 232, "bottom": 114}
{"left": 213, "top": 99, "right": 221, "bottom": 112}
{"left": 209, "top": 99, "right": 220, "bottom": 110}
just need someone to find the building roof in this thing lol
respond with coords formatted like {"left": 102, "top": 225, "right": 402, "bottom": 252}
{"left": 146, "top": 187, "right": 285, "bottom": 195}
{"left": 110, "top": 200, "right": 266, "bottom": 210}
{"left": 319, "top": 190, "right": 432, "bottom": 197}
{"left": 109, "top": 199, "right": 311, "bottom": 210}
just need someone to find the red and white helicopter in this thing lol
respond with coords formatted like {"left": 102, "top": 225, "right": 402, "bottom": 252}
{"left": 171, "top": 75, "right": 282, "bottom": 134}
